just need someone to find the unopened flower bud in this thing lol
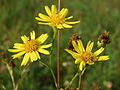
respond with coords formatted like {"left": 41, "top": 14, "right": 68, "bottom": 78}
{"left": 68, "top": 33, "right": 82, "bottom": 50}
{"left": 97, "top": 31, "right": 111, "bottom": 48}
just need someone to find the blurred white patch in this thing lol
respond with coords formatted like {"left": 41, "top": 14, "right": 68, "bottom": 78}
{"left": 64, "top": 80, "right": 69, "bottom": 86}
{"left": 103, "top": 81, "right": 112, "bottom": 89}
{"left": 62, "top": 61, "right": 72, "bottom": 67}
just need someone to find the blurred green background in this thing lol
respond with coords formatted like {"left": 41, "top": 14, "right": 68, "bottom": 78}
{"left": 0, "top": 0, "right": 120, "bottom": 90}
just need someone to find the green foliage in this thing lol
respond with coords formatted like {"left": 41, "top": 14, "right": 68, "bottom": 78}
{"left": 0, "top": 0, "right": 120, "bottom": 90}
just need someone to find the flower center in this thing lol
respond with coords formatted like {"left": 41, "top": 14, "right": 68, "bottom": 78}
{"left": 50, "top": 14, "right": 65, "bottom": 25}
{"left": 24, "top": 40, "right": 38, "bottom": 52}
{"left": 81, "top": 52, "right": 94, "bottom": 63}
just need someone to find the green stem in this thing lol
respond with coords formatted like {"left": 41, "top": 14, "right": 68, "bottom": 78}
{"left": 14, "top": 63, "right": 31, "bottom": 90}
{"left": 50, "top": 26, "right": 57, "bottom": 68}
{"left": 39, "top": 60, "right": 57, "bottom": 88}
{"left": 65, "top": 72, "right": 79, "bottom": 89}
{"left": 6, "top": 64, "right": 16, "bottom": 89}
{"left": 78, "top": 68, "right": 86, "bottom": 88}
{"left": 50, "top": 26, "right": 57, "bottom": 88}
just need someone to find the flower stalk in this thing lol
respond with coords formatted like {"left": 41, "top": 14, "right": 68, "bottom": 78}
{"left": 14, "top": 63, "right": 31, "bottom": 90}
{"left": 78, "top": 68, "right": 86, "bottom": 88}
{"left": 6, "top": 64, "right": 16, "bottom": 89}
{"left": 65, "top": 72, "right": 79, "bottom": 89}
{"left": 57, "top": 0, "right": 61, "bottom": 89}
{"left": 49, "top": 26, "right": 57, "bottom": 88}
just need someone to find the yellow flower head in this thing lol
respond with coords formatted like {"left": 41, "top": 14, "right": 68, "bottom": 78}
{"left": 35, "top": 5, "right": 80, "bottom": 29}
{"left": 65, "top": 40, "right": 109, "bottom": 71}
{"left": 8, "top": 31, "right": 52, "bottom": 66}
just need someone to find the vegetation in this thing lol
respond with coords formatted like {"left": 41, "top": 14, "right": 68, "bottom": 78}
{"left": 0, "top": 0, "right": 120, "bottom": 90}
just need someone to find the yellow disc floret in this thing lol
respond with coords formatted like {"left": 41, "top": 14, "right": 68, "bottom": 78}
{"left": 24, "top": 40, "right": 38, "bottom": 52}
{"left": 81, "top": 52, "right": 94, "bottom": 63}
{"left": 50, "top": 14, "right": 65, "bottom": 25}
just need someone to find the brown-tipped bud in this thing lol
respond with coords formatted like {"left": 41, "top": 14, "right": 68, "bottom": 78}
{"left": 97, "top": 31, "right": 111, "bottom": 44}
{"left": 9, "top": 59, "right": 15, "bottom": 68}
{"left": 2, "top": 52, "right": 8, "bottom": 64}
{"left": 68, "top": 33, "right": 82, "bottom": 50}
{"left": 2, "top": 53, "right": 7, "bottom": 60}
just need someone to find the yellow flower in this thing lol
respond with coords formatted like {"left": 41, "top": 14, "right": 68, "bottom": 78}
{"left": 8, "top": 31, "right": 52, "bottom": 66}
{"left": 35, "top": 5, "right": 80, "bottom": 29}
{"left": 65, "top": 40, "right": 109, "bottom": 71}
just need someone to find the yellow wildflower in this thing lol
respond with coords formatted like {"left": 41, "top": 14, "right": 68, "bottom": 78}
{"left": 65, "top": 40, "right": 109, "bottom": 71}
{"left": 35, "top": 5, "right": 80, "bottom": 29}
{"left": 8, "top": 31, "right": 52, "bottom": 66}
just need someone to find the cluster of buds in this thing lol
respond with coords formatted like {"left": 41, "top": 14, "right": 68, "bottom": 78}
{"left": 97, "top": 31, "right": 111, "bottom": 48}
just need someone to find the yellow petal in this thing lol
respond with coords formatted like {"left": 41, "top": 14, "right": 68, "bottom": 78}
{"left": 35, "top": 17, "right": 50, "bottom": 21}
{"left": 13, "top": 43, "right": 24, "bottom": 49}
{"left": 30, "top": 51, "right": 38, "bottom": 62}
{"left": 38, "top": 13, "right": 50, "bottom": 19}
{"left": 88, "top": 62, "right": 94, "bottom": 65}
{"left": 35, "top": 51, "right": 41, "bottom": 59}
{"left": 38, "top": 48, "right": 50, "bottom": 55}
{"left": 45, "top": 6, "right": 52, "bottom": 16}
{"left": 75, "top": 59, "right": 81, "bottom": 64}
{"left": 60, "top": 8, "right": 68, "bottom": 18}
{"left": 94, "top": 47, "right": 104, "bottom": 56}
{"left": 29, "top": 52, "right": 34, "bottom": 62}
{"left": 98, "top": 56, "right": 109, "bottom": 61}
{"left": 65, "top": 21, "right": 80, "bottom": 24}
{"left": 51, "top": 5, "right": 57, "bottom": 14}
{"left": 72, "top": 40, "right": 81, "bottom": 53}
{"left": 86, "top": 41, "right": 94, "bottom": 52}
{"left": 12, "top": 51, "right": 25, "bottom": 59}
{"left": 30, "top": 31, "right": 35, "bottom": 40}
{"left": 8, "top": 49, "right": 23, "bottom": 52}
{"left": 62, "top": 24, "right": 72, "bottom": 28}
{"left": 65, "top": 49, "right": 80, "bottom": 59}
{"left": 36, "top": 33, "right": 48, "bottom": 44}
{"left": 79, "top": 61, "right": 86, "bottom": 71}
{"left": 57, "top": 24, "right": 63, "bottom": 29}
{"left": 40, "top": 43, "right": 52, "bottom": 48}
{"left": 38, "top": 22, "right": 50, "bottom": 25}
{"left": 65, "top": 16, "right": 73, "bottom": 20}
{"left": 60, "top": 8, "right": 65, "bottom": 15}
{"left": 32, "top": 51, "right": 38, "bottom": 61}
{"left": 21, "top": 35, "right": 29, "bottom": 43}
{"left": 77, "top": 40, "right": 85, "bottom": 52}
{"left": 21, "top": 53, "right": 30, "bottom": 66}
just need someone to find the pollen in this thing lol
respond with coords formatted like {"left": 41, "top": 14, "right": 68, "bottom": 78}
{"left": 81, "top": 52, "right": 94, "bottom": 63}
{"left": 50, "top": 14, "right": 65, "bottom": 25}
{"left": 24, "top": 40, "right": 38, "bottom": 52}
